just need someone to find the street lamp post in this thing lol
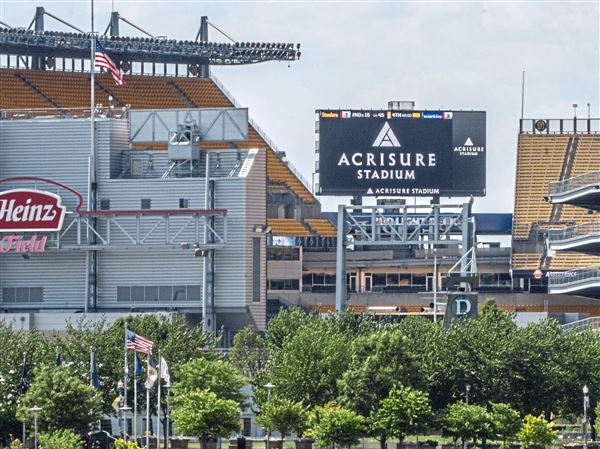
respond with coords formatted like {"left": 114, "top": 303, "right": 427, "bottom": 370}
{"left": 119, "top": 405, "right": 132, "bottom": 441}
{"left": 583, "top": 385, "right": 589, "bottom": 449}
{"left": 30, "top": 406, "right": 42, "bottom": 449}
{"left": 464, "top": 385, "right": 471, "bottom": 449}
{"left": 264, "top": 383, "right": 274, "bottom": 449}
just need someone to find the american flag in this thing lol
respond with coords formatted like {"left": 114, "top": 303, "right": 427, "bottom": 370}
{"left": 126, "top": 330, "right": 154, "bottom": 354}
{"left": 95, "top": 40, "right": 124, "bottom": 86}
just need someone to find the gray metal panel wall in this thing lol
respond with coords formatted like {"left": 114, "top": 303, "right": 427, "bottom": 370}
{"left": 243, "top": 149, "right": 267, "bottom": 329}
{"left": 0, "top": 118, "right": 259, "bottom": 316}
{"left": 0, "top": 252, "right": 87, "bottom": 308}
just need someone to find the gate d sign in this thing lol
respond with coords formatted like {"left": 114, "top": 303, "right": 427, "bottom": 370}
{"left": 452, "top": 297, "right": 472, "bottom": 315}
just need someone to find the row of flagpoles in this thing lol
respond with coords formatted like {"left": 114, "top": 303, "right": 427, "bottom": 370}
{"left": 19, "top": 325, "right": 171, "bottom": 448}
{"left": 125, "top": 325, "right": 172, "bottom": 448}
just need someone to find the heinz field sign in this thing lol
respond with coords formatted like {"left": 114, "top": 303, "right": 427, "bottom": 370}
{"left": 317, "top": 110, "right": 486, "bottom": 197}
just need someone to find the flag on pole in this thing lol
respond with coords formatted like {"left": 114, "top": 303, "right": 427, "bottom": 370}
{"left": 94, "top": 39, "right": 125, "bottom": 86}
{"left": 91, "top": 349, "right": 100, "bottom": 390}
{"left": 145, "top": 354, "right": 158, "bottom": 390}
{"left": 159, "top": 355, "right": 171, "bottom": 388}
{"left": 20, "top": 353, "right": 30, "bottom": 394}
{"left": 126, "top": 330, "right": 154, "bottom": 354}
{"left": 135, "top": 353, "right": 143, "bottom": 378}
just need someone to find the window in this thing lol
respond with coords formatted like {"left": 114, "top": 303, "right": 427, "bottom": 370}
{"left": 179, "top": 198, "right": 189, "bottom": 209}
{"left": 302, "top": 274, "right": 313, "bottom": 285}
{"left": 1, "top": 287, "right": 43, "bottom": 303}
{"left": 268, "top": 279, "right": 300, "bottom": 290}
{"left": 99, "top": 199, "right": 110, "bottom": 210}
{"left": 413, "top": 275, "right": 426, "bottom": 286}
{"left": 100, "top": 419, "right": 112, "bottom": 434}
{"left": 116, "top": 285, "right": 201, "bottom": 302}
{"left": 372, "top": 274, "right": 386, "bottom": 287}
{"left": 141, "top": 198, "right": 151, "bottom": 209}
{"left": 267, "top": 246, "right": 300, "bottom": 261}
{"left": 387, "top": 274, "right": 399, "bottom": 285}
{"left": 253, "top": 237, "right": 261, "bottom": 302}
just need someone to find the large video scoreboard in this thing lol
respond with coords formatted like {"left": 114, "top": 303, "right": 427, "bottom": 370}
{"left": 317, "top": 110, "right": 486, "bottom": 197}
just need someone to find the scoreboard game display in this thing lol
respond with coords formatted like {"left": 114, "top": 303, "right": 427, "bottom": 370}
{"left": 317, "top": 110, "right": 486, "bottom": 197}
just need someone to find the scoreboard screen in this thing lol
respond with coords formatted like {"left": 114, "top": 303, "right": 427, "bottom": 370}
{"left": 317, "top": 110, "right": 486, "bottom": 197}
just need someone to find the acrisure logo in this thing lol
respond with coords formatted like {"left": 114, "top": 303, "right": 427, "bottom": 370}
{"left": 453, "top": 137, "right": 485, "bottom": 157}
{"left": 372, "top": 122, "right": 401, "bottom": 148}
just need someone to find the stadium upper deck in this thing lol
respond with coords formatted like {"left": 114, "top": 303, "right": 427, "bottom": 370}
{"left": 512, "top": 118, "right": 600, "bottom": 275}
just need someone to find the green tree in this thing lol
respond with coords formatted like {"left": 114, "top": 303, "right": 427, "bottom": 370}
{"left": 38, "top": 429, "right": 83, "bottom": 449}
{"left": 173, "top": 357, "right": 247, "bottom": 407}
{"left": 370, "top": 386, "right": 433, "bottom": 448}
{"left": 516, "top": 415, "right": 557, "bottom": 449}
{"left": 338, "top": 328, "right": 421, "bottom": 418}
{"left": 16, "top": 365, "right": 102, "bottom": 434}
{"left": 258, "top": 398, "right": 308, "bottom": 441}
{"left": 229, "top": 326, "right": 268, "bottom": 382}
{"left": 490, "top": 402, "right": 521, "bottom": 446}
{"left": 0, "top": 320, "right": 52, "bottom": 444}
{"left": 265, "top": 312, "right": 356, "bottom": 408}
{"left": 171, "top": 389, "right": 240, "bottom": 449}
{"left": 443, "top": 402, "right": 492, "bottom": 446}
{"left": 307, "top": 403, "right": 366, "bottom": 449}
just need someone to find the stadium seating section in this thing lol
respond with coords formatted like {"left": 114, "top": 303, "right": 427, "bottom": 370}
{"left": 305, "top": 218, "right": 337, "bottom": 237}
{"left": 512, "top": 135, "right": 570, "bottom": 239}
{"left": 512, "top": 134, "right": 600, "bottom": 271}
{"left": 267, "top": 219, "right": 311, "bottom": 236}
{"left": 0, "top": 68, "right": 316, "bottom": 205}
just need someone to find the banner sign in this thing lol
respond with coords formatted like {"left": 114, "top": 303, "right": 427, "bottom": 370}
{"left": 0, "top": 189, "right": 66, "bottom": 233}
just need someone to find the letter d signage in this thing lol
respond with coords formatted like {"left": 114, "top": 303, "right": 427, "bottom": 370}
{"left": 444, "top": 293, "right": 478, "bottom": 328}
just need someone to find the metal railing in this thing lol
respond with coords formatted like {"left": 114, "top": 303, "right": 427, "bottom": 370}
{"left": 547, "top": 266, "right": 600, "bottom": 287}
{"left": 0, "top": 106, "right": 128, "bottom": 120}
{"left": 547, "top": 222, "right": 600, "bottom": 242}
{"left": 563, "top": 316, "right": 600, "bottom": 332}
{"left": 520, "top": 118, "right": 600, "bottom": 134}
{"left": 548, "top": 171, "right": 600, "bottom": 195}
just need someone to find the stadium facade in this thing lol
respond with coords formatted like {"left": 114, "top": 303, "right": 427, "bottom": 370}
{"left": 1, "top": 11, "right": 600, "bottom": 339}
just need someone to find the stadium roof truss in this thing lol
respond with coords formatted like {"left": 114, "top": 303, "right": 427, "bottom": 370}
{"left": 0, "top": 8, "right": 301, "bottom": 69}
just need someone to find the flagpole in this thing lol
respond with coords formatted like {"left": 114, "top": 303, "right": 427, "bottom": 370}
{"left": 157, "top": 350, "right": 162, "bottom": 449}
{"left": 166, "top": 386, "right": 170, "bottom": 449}
{"left": 134, "top": 355, "right": 138, "bottom": 444}
{"left": 146, "top": 355, "right": 151, "bottom": 449}
{"left": 21, "top": 351, "right": 26, "bottom": 445}
{"left": 124, "top": 323, "right": 129, "bottom": 440}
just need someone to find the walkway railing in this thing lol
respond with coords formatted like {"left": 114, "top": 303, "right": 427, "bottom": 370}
{"left": 548, "top": 171, "right": 600, "bottom": 196}
{"left": 547, "top": 266, "right": 600, "bottom": 287}
{"left": 547, "top": 222, "right": 600, "bottom": 242}
{"left": 520, "top": 118, "right": 600, "bottom": 134}
{"left": 563, "top": 316, "right": 600, "bottom": 332}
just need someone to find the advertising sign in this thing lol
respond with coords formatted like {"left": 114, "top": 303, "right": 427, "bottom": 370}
{"left": 0, "top": 189, "right": 67, "bottom": 254}
{"left": 317, "top": 110, "right": 486, "bottom": 197}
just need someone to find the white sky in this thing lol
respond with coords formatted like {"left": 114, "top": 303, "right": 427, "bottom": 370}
{"left": 1, "top": 0, "right": 599, "bottom": 213}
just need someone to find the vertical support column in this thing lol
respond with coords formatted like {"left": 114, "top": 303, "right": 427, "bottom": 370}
{"left": 33, "top": 7, "right": 45, "bottom": 70}
{"left": 335, "top": 204, "right": 347, "bottom": 313}
{"left": 202, "top": 152, "right": 216, "bottom": 335}
{"left": 460, "top": 202, "right": 469, "bottom": 276}
{"left": 199, "top": 16, "right": 210, "bottom": 78}
{"left": 110, "top": 11, "right": 120, "bottom": 37}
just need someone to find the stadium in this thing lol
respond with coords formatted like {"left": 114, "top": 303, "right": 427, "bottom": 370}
{"left": 0, "top": 4, "right": 599, "bottom": 345}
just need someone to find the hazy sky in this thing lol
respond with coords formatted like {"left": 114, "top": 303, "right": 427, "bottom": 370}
{"left": 1, "top": 0, "right": 599, "bottom": 213}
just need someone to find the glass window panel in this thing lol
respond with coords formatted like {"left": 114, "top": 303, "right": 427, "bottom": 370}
{"left": 29, "top": 287, "right": 43, "bottom": 302}
{"left": 117, "top": 286, "right": 130, "bottom": 302}
{"left": 145, "top": 286, "right": 159, "bottom": 302}
{"left": 187, "top": 286, "right": 201, "bottom": 301}
{"left": 387, "top": 274, "right": 399, "bottom": 285}
{"left": 159, "top": 286, "right": 172, "bottom": 302}
{"left": 2, "top": 288, "right": 15, "bottom": 303}
{"left": 373, "top": 274, "right": 386, "bottom": 286}
{"left": 313, "top": 273, "right": 325, "bottom": 284}
{"left": 173, "top": 286, "right": 186, "bottom": 301}
{"left": 325, "top": 274, "right": 336, "bottom": 285}
{"left": 131, "top": 286, "right": 145, "bottom": 302}
{"left": 16, "top": 288, "right": 29, "bottom": 303}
